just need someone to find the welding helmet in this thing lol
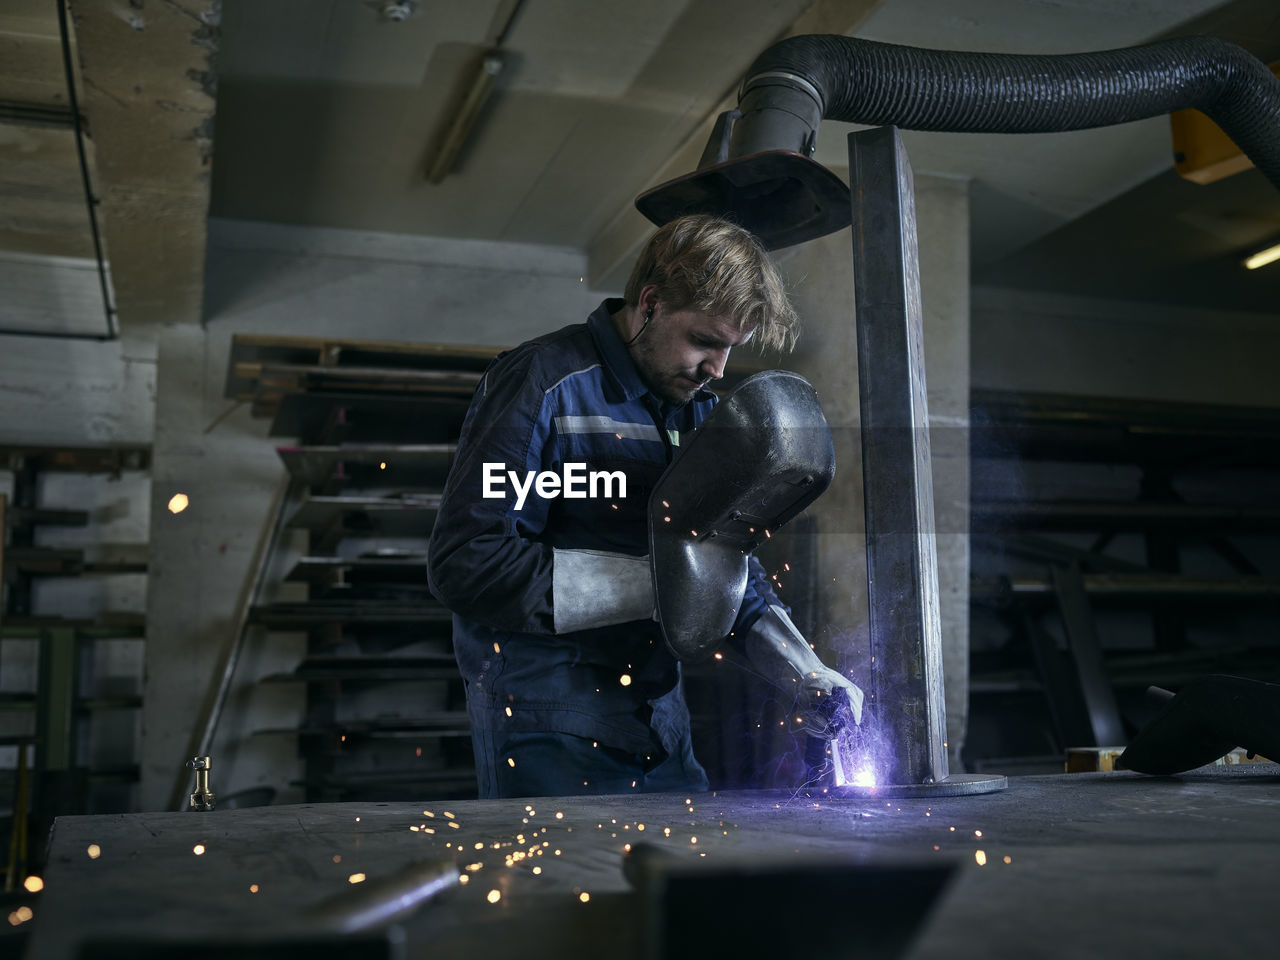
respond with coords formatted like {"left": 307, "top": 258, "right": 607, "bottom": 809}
{"left": 648, "top": 370, "right": 835, "bottom": 662}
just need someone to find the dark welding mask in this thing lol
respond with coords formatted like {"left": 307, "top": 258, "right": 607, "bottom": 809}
{"left": 648, "top": 370, "right": 835, "bottom": 662}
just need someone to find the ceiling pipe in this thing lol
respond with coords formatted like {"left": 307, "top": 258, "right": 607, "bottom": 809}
{"left": 1, "top": 0, "right": 121, "bottom": 341}
{"left": 637, "top": 34, "right": 1280, "bottom": 250}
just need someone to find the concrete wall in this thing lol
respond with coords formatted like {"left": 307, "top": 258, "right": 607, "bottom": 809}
{"left": 777, "top": 170, "right": 972, "bottom": 769}
{"left": 972, "top": 286, "right": 1280, "bottom": 408}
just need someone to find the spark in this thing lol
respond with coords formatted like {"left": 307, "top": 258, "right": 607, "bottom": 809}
{"left": 348, "top": 873, "right": 367, "bottom": 884}
{"left": 579, "top": 892, "right": 591, "bottom": 903}
{"left": 459, "top": 875, "right": 470, "bottom": 885}
{"left": 714, "top": 652, "right": 723, "bottom": 660}
{"left": 507, "top": 758, "right": 516, "bottom": 767}
{"left": 624, "top": 843, "right": 632, "bottom": 852}
{"left": 690, "top": 837, "right": 698, "bottom": 844}
{"left": 532, "top": 866, "right": 542, "bottom": 875}
{"left": 167, "top": 493, "right": 189, "bottom": 514}
{"left": 619, "top": 674, "right": 632, "bottom": 686}
{"left": 662, "top": 500, "right": 670, "bottom": 508}
{"left": 87, "top": 844, "right": 101, "bottom": 859}
{"left": 416, "top": 747, "right": 422, "bottom": 756}
{"left": 333, "top": 855, "right": 342, "bottom": 863}
{"left": 250, "top": 884, "right": 259, "bottom": 893}
{"left": 663, "top": 827, "right": 671, "bottom": 837}
{"left": 975, "top": 830, "right": 982, "bottom": 837}
{"left": 1003, "top": 856, "right": 1013, "bottom": 864}
{"left": 8, "top": 906, "right": 33, "bottom": 926}
{"left": 193, "top": 845, "right": 206, "bottom": 856}
{"left": 974, "top": 850, "right": 987, "bottom": 866}
{"left": 379, "top": 461, "right": 387, "bottom": 470}
{"left": 487, "top": 889, "right": 501, "bottom": 904}
{"left": 493, "top": 642, "right": 501, "bottom": 653}
{"left": 637, "top": 824, "right": 645, "bottom": 831}
{"left": 555, "top": 812, "right": 564, "bottom": 819}
{"left": 424, "top": 811, "right": 435, "bottom": 817}
{"left": 23, "top": 877, "right": 43, "bottom": 893}
{"left": 448, "top": 822, "right": 460, "bottom": 829}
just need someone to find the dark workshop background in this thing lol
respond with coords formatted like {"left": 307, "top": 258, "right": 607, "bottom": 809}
{"left": 1, "top": 0, "right": 1278, "bottom": 837}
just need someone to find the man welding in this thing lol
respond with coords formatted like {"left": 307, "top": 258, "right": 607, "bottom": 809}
{"left": 427, "top": 214, "right": 862, "bottom": 799}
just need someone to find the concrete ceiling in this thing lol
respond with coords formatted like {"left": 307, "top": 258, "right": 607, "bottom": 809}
{"left": 2, "top": 0, "right": 1278, "bottom": 337}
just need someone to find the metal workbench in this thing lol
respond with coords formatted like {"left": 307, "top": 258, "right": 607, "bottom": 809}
{"left": 21, "top": 764, "right": 1280, "bottom": 959}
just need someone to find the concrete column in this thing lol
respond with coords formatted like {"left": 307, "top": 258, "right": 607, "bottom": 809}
{"left": 780, "top": 171, "right": 971, "bottom": 767}
{"left": 141, "top": 324, "right": 305, "bottom": 811}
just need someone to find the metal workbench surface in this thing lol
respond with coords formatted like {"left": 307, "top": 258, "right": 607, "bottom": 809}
{"left": 23, "top": 764, "right": 1280, "bottom": 959}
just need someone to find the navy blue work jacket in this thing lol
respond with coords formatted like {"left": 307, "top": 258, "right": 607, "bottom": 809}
{"left": 427, "top": 299, "right": 779, "bottom": 754}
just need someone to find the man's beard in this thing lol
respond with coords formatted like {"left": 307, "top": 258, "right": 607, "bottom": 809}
{"left": 632, "top": 337, "right": 705, "bottom": 405}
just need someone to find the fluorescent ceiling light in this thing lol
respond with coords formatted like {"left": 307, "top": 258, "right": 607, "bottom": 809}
{"left": 1243, "top": 242, "right": 1280, "bottom": 270}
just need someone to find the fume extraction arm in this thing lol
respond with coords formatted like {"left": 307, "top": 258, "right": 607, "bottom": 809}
{"left": 637, "top": 34, "right": 1280, "bottom": 248}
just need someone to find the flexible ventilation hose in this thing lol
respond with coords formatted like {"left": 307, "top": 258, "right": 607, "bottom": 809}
{"left": 731, "top": 34, "right": 1280, "bottom": 191}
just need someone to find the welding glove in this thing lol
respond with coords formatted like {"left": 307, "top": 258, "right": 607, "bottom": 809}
{"left": 552, "top": 548, "right": 654, "bottom": 634}
{"left": 744, "top": 604, "right": 864, "bottom": 737}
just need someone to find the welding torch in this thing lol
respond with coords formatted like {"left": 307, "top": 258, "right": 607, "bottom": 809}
{"left": 803, "top": 686, "right": 859, "bottom": 786}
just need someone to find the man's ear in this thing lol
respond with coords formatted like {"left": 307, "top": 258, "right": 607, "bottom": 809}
{"left": 637, "top": 284, "right": 659, "bottom": 317}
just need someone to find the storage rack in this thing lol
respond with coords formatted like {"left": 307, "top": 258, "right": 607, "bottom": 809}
{"left": 223, "top": 335, "right": 500, "bottom": 802}
{"left": 0, "top": 444, "right": 149, "bottom": 884}
{"left": 966, "top": 389, "right": 1280, "bottom": 773}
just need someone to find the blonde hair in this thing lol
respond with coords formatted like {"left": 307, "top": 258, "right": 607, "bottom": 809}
{"left": 624, "top": 215, "right": 799, "bottom": 353}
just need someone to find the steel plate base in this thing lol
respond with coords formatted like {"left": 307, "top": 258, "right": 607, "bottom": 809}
{"left": 827, "top": 773, "right": 1008, "bottom": 799}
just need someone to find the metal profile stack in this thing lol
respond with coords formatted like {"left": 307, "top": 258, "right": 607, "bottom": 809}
{"left": 224, "top": 334, "right": 501, "bottom": 802}
{"left": 0, "top": 444, "right": 150, "bottom": 886}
